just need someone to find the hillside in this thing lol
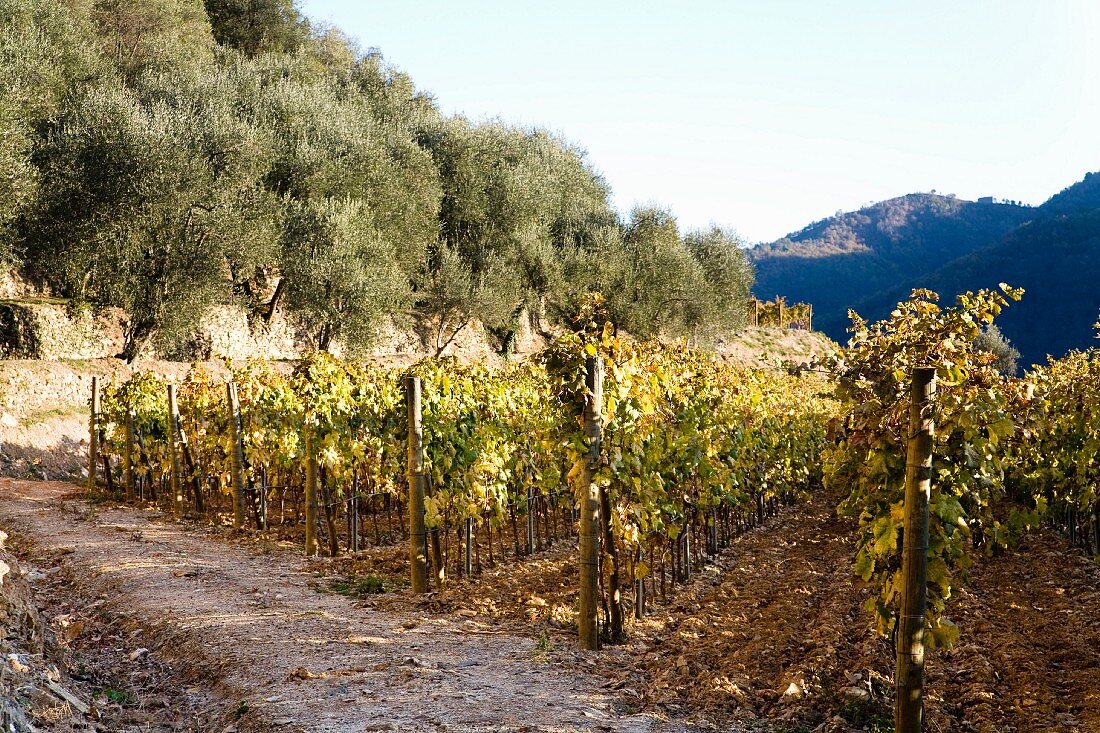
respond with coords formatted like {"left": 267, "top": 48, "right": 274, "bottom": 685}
{"left": 750, "top": 193, "right": 1033, "bottom": 328}
{"left": 752, "top": 173, "right": 1100, "bottom": 364}
{"left": 837, "top": 210, "right": 1100, "bottom": 367}
{"left": 1039, "top": 169, "right": 1100, "bottom": 215}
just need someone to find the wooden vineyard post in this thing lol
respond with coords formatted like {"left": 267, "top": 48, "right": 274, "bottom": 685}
{"left": 170, "top": 385, "right": 203, "bottom": 512}
{"left": 578, "top": 356, "right": 604, "bottom": 650}
{"left": 407, "top": 376, "right": 428, "bottom": 594}
{"left": 348, "top": 495, "right": 359, "bottom": 553}
{"left": 348, "top": 472, "right": 359, "bottom": 553}
{"left": 896, "top": 367, "right": 937, "bottom": 733}
{"left": 753, "top": 298, "right": 759, "bottom": 327}
{"left": 779, "top": 300, "right": 785, "bottom": 329}
{"left": 527, "top": 486, "right": 536, "bottom": 554}
{"left": 226, "top": 382, "right": 247, "bottom": 529}
{"left": 135, "top": 428, "right": 150, "bottom": 501}
{"left": 304, "top": 431, "right": 319, "bottom": 556}
{"left": 464, "top": 517, "right": 473, "bottom": 577}
{"left": 167, "top": 385, "right": 183, "bottom": 511}
{"left": 87, "top": 377, "right": 100, "bottom": 491}
{"left": 712, "top": 508, "right": 721, "bottom": 554}
{"left": 807, "top": 303, "right": 813, "bottom": 331}
{"left": 1093, "top": 498, "right": 1100, "bottom": 557}
{"left": 258, "top": 465, "right": 268, "bottom": 530}
{"left": 123, "top": 407, "right": 135, "bottom": 501}
{"left": 681, "top": 531, "right": 691, "bottom": 580}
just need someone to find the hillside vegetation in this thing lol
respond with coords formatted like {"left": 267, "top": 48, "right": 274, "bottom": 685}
{"left": 849, "top": 208, "right": 1100, "bottom": 367}
{"left": 751, "top": 193, "right": 1032, "bottom": 337}
{"left": 1, "top": 0, "right": 752, "bottom": 361}
{"left": 752, "top": 174, "right": 1100, "bottom": 367}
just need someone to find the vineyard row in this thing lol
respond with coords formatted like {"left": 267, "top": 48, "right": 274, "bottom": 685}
{"left": 86, "top": 328, "right": 834, "bottom": 643}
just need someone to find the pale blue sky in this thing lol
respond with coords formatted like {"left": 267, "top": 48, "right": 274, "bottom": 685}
{"left": 299, "top": 1, "right": 1100, "bottom": 243}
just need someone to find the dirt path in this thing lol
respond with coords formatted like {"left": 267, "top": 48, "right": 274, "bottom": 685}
{"left": 0, "top": 478, "right": 701, "bottom": 733}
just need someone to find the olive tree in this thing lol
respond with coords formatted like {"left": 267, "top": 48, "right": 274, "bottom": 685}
{"left": 92, "top": 0, "right": 216, "bottom": 81}
{"left": 26, "top": 71, "right": 278, "bottom": 359}
{"left": 600, "top": 207, "right": 704, "bottom": 338}
{"left": 0, "top": 0, "right": 102, "bottom": 261}
{"left": 683, "top": 225, "right": 755, "bottom": 337}
{"left": 280, "top": 197, "right": 408, "bottom": 352}
{"left": 204, "top": 0, "right": 308, "bottom": 56}
{"left": 974, "top": 323, "right": 1021, "bottom": 376}
{"left": 416, "top": 119, "right": 616, "bottom": 352}
{"left": 259, "top": 75, "right": 441, "bottom": 351}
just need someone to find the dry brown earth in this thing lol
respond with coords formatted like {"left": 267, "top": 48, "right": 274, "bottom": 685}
{"left": 0, "top": 478, "right": 703, "bottom": 733}
{"left": 2, "top": 478, "right": 1097, "bottom": 732}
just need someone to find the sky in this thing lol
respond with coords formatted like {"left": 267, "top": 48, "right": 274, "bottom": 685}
{"left": 298, "top": 1, "right": 1100, "bottom": 243}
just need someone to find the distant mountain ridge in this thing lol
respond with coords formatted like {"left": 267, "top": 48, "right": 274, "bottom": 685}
{"left": 750, "top": 172, "right": 1100, "bottom": 367}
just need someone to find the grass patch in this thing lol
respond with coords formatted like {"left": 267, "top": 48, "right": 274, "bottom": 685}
{"left": 532, "top": 628, "right": 553, "bottom": 662}
{"left": 231, "top": 699, "right": 249, "bottom": 720}
{"left": 325, "top": 573, "right": 394, "bottom": 597}
{"left": 837, "top": 697, "right": 892, "bottom": 732}
{"left": 102, "top": 688, "right": 129, "bottom": 705}
{"left": 26, "top": 405, "right": 85, "bottom": 423}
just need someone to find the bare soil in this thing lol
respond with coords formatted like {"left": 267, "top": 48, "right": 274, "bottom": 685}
{"left": 2, "top": 478, "right": 1097, "bottom": 732}
{"left": 319, "top": 490, "right": 1100, "bottom": 733}
{"left": 711, "top": 327, "right": 836, "bottom": 369}
{"left": 0, "top": 478, "right": 700, "bottom": 733}
{"left": 608, "top": 491, "right": 1100, "bottom": 733}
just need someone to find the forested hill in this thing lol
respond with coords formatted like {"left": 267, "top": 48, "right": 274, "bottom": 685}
{"left": 752, "top": 174, "right": 1100, "bottom": 367}
{"left": 0, "top": 0, "right": 753, "bottom": 361}
{"left": 750, "top": 194, "right": 1033, "bottom": 330}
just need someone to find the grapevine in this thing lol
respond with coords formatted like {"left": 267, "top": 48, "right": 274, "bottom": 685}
{"left": 95, "top": 300, "right": 835, "bottom": 636}
{"left": 823, "top": 285, "right": 1023, "bottom": 648}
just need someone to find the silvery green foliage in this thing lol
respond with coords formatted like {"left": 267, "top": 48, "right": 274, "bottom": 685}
{"left": 974, "top": 323, "right": 1020, "bottom": 376}
{"left": 10, "top": 0, "right": 757, "bottom": 360}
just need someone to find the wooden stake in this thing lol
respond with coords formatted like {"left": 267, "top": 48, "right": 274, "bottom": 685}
{"left": 123, "top": 408, "right": 135, "bottom": 501}
{"left": 578, "top": 356, "right": 603, "bottom": 650}
{"left": 87, "top": 377, "right": 99, "bottom": 492}
{"left": 709, "top": 509, "right": 718, "bottom": 555}
{"left": 259, "top": 464, "right": 268, "bottom": 531}
{"left": 1093, "top": 499, "right": 1100, "bottom": 557}
{"left": 227, "top": 382, "right": 247, "bottom": 529}
{"left": 167, "top": 385, "right": 183, "bottom": 511}
{"left": 527, "top": 486, "right": 536, "bottom": 554}
{"left": 682, "top": 530, "right": 691, "bottom": 580}
{"left": 304, "top": 431, "right": 319, "bottom": 556}
{"left": 407, "top": 376, "right": 428, "bottom": 593}
{"left": 135, "top": 428, "right": 152, "bottom": 501}
{"left": 896, "top": 367, "right": 937, "bottom": 733}
{"left": 173, "top": 401, "right": 202, "bottom": 512}
{"left": 464, "top": 517, "right": 473, "bottom": 577}
{"left": 319, "top": 466, "right": 340, "bottom": 556}
{"left": 425, "top": 476, "right": 443, "bottom": 587}
{"left": 599, "top": 468, "right": 624, "bottom": 641}
{"left": 348, "top": 494, "right": 359, "bottom": 553}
